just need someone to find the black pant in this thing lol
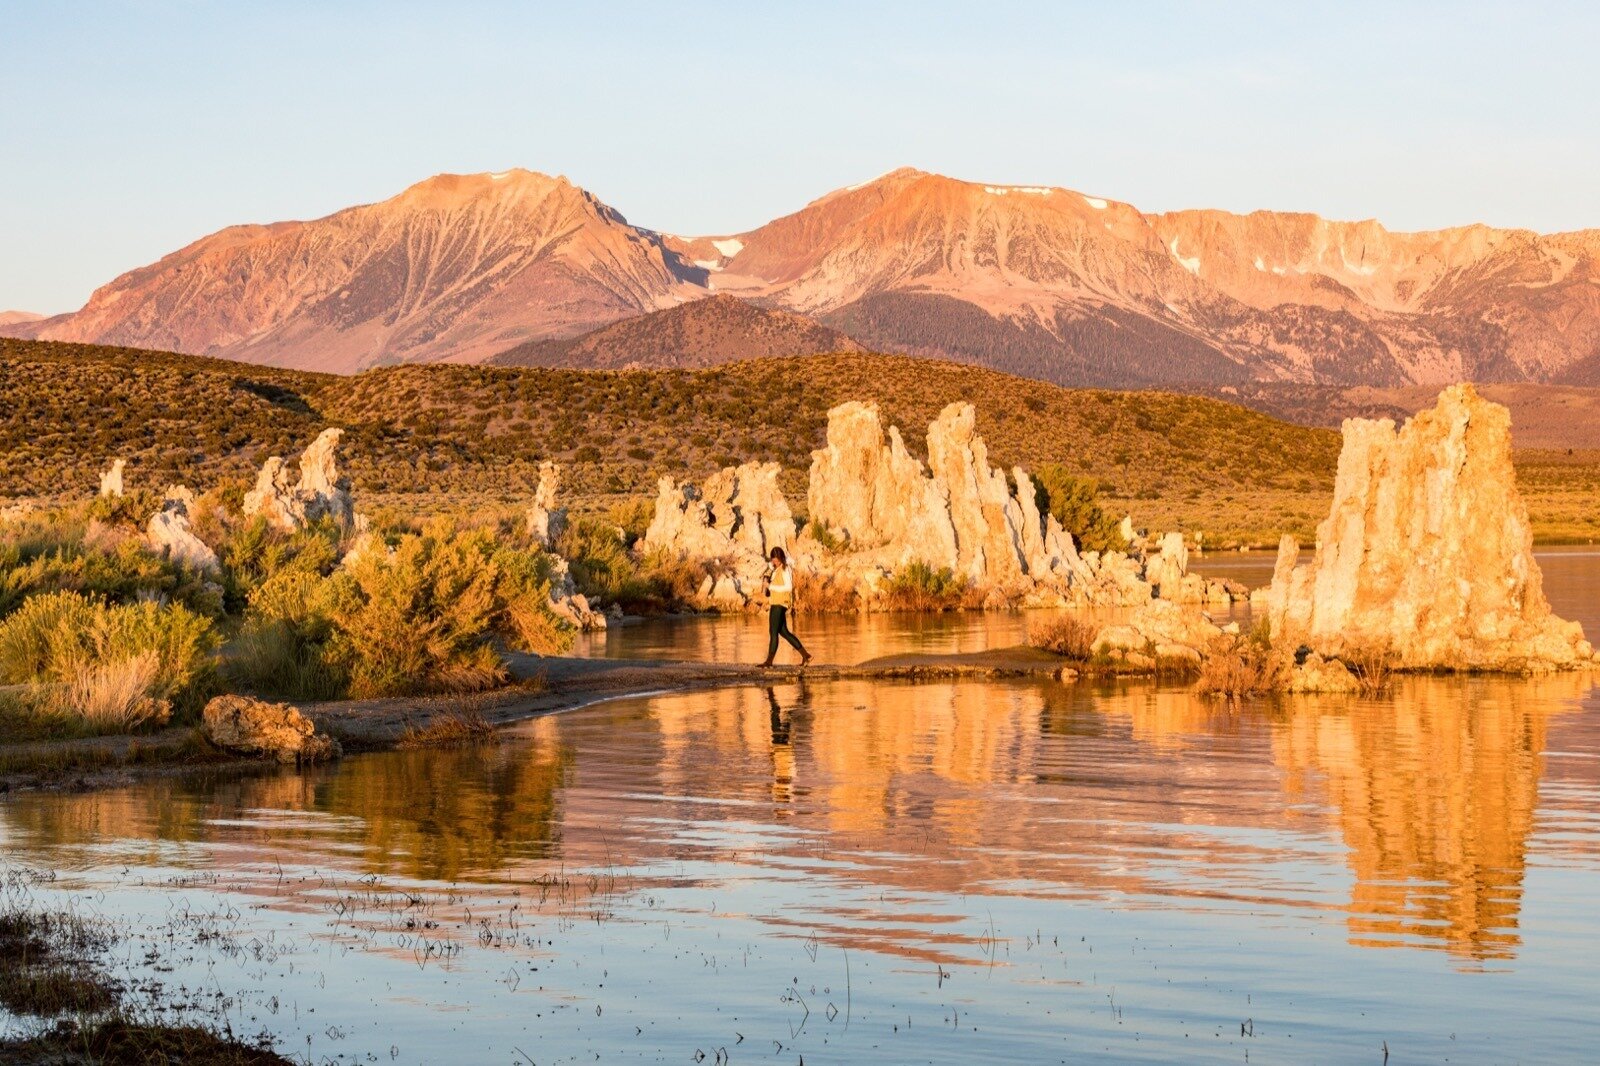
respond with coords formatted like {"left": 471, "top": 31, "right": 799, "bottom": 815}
{"left": 766, "top": 606, "right": 808, "bottom": 662}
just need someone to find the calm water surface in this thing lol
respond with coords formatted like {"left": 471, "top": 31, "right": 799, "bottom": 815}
{"left": 2, "top": 552, "right": 1598, "bottom": 1063}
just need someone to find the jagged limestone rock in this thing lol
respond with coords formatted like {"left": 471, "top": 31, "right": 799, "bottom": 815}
{"left": 1265, "top": 383, "right": 1593, "bottom": 671}
{"left": 243, "top": 428, "right": 360, "bottom": 532}
{"left": 527, "top": 461, "right": 567, "bottom": 548}
{"left": 639, "top": 462, "right": 795, "bottom": 607}
{"left": 806, "top": 401, "right": 1226, "bottom": 608}
{"left": 98, "top": 459, "right": 125, "bottom": 498}
{"left": 145, "top": 486, "right": 220, "bottom": 575}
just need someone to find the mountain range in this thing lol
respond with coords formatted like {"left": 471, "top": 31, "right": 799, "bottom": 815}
{"left": 7, "top": 167, "right": 1598, "bottom": 386}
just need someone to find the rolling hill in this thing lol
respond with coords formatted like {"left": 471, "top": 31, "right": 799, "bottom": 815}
{"left": 6, "top": 337, "right": 1597, "bottom": 543}
{"left": 490, "top": 294, "right": 862, "bottom": 369}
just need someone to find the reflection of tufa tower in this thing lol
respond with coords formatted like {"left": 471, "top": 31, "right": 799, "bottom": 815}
{"left": 1270, "top": 674, "right": 1590, "bottom": 964}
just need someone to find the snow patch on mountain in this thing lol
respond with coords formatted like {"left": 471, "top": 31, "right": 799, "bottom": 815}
{"left": 1169, "top": 238, "right": 1201, "bottom": 276}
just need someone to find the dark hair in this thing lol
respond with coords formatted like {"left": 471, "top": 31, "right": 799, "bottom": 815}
{"left": 769, "top": 546, "right": 787, "bottom": 566}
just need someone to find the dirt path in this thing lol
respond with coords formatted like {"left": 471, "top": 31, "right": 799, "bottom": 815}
{"left": 0, "top": 647, "right": 1074, "bottom": 793}
{"left": 311, "top": 646, "right": 1072, "bottom": 749}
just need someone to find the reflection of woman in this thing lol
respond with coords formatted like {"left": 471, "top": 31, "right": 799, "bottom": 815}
{"left": 760, "top": 547, "right": 812, "bottom": 667}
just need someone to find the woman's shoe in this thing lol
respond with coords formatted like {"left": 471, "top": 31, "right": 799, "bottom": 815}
{"left": 759, "top": 659, "right": 774, "bottom": 668}
{"left": 800, "top": 653, "right": 813, "bottom": 667}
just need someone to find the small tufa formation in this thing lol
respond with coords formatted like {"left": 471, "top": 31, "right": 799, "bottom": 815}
{"left": 519, "top": 461, "right": 602, "bottom": 629}
{"left": 1263, "top": 384, "right": 1593, "bottom": 671}
{"left": 145, "top": 486, "right": 220, "bottom": 575}
{"left": 244, "top": 428, "right": 360, "bottom": 532}
{"left": 98, "top": 459, "right": 125, "bottom": 498}
{"left": 639, "top": 461, "right": 796, "bottom": 607}
{"left": 202, "top": 694, "right": 342, "bottom": 764}
{"left": 526, "top": 462, "right": 568, "bottom": 549}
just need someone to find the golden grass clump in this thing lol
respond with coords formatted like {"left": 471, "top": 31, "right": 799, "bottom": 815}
{"left": 398, "top": 708, "right": 498, "bottom": 749}
{"left": 1027, "top": 614, "right": 1098, "bottom": 659}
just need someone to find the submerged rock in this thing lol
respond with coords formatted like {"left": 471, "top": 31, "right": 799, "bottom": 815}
{"left": 1093, "top": 598, "right": 1224, "bottom": 666}
{"left": 1264, "top": 384, "right": 1593, "bottom": 671}
{"left": 243, "top": 428, "right": 361, "bottom": 532}
{"left": 202, "top": 695, "right": 341, "bottom": 764}
{"left": 1286, "top": 653, "right": 1362, "bottom": 694}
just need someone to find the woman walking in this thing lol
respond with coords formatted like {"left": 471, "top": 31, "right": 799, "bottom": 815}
{"left": 761, "top": 547, "right": 812, "bottom": 667}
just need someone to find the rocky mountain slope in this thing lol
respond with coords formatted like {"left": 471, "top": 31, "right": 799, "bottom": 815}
{"left": 490, "top": 293, "right": 861, "bottom": 369}
{"left": 10, "top": 168, "right": 1598, "bottom": 385}
{"left": 695, "top": 169, "right": 1598, "bottom": 387}
{"left": 8, "top": 170, "right": 706, "bottom": 372}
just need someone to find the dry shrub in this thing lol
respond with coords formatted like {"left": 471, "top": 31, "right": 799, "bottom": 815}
{"left": 1028, "top": 614, "right": 1098, "bottom": 659}
{"left": 1196, "top": 634, "right": 1285, "bottom": 699}
{"left": 398, "top": 709, "right": 498, "bottom": 749}
{"left": 1343, "top": 642, "right": 1395, "bottom": 694}
{"left": 794, "top": 569, "right": 858, "bottom": 613}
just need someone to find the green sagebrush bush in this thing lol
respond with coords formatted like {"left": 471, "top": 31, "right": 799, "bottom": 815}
{"left": 0, "top": 590, "right": 219, "bottom": 731}
{"left": 232, "top": 521, "right": 573, "bottom": 701}
{"left": 555, "top": 515, "right": 718, "bottom": 614}
{"left": 881, "top": 561, "right": 968, "bottom": 612}
{"left": 1029, "top": 465, "right": 1124, "bottom": 554}
{"left": 0, "top": 507, "right": 222, "bottom": 619}
{"left": 214, "top": 514, "right": 342, "bottom": 611}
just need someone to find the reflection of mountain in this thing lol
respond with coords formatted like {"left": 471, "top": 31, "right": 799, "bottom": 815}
{"left": 1271, "top": 675, "right": 1593, "bottom": 962}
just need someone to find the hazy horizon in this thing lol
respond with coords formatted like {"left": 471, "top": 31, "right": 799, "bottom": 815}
{"left": 4, "top": 0, "right": 1597, "bottom": 314}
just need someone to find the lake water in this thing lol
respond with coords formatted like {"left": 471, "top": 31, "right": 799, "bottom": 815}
{"left": 3, "top": 551, "right": 1598, "bottom": 1063}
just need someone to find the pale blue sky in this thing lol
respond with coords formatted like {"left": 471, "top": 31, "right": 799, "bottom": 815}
{"left": 3, "top": 0, "right": 1596, "bottom": 313}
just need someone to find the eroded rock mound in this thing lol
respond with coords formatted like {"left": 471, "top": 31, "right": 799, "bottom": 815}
{"left": 806, "top": 401, "right": 1234, "bottom": 608}
{"left": 1263, "top": 383, "right": 1593, "bottom": 671}
{"left": 243, "top": 428, "right": 361, "bottom": 532}
{"left": 98, "top": 459, "right": 125, "bottom": 498}
{"left": 526, "top": 461, "right": 567, "bottom": 549}
{"left": 202, "top": 695, "right": 341, "bottom": 764}
{"left": 639, "top": 462, "right": 796, "bottom": 607}
{"left": 145, "top": 487, "right": 220, "bottom": 575}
